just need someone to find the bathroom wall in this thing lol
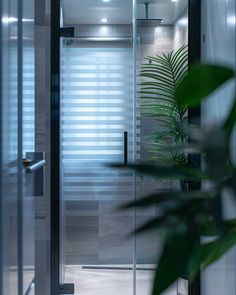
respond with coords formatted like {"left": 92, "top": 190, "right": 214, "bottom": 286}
{"left": 201, "top": 0, "right": 236, "bottom": 294}
{"left": 137, "top": 7, "right": 188, "bottom": 196}
{"left": 136, "top": 24, "right": 175, "bottom": 267}
{"left": 138, "top": 8, "right": 188, "bottom": 165}
{"left": 173, "top": 7, "right": 188, "bottom": 51}
{"left": 136, "top": 4, "right": 188, "bottom": 275}
{"left": 135, "top": 7, "right": 189, "bottom": 293}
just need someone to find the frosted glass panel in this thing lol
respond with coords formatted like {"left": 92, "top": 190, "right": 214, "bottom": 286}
{"left": 23, "top": 46, "right": 35, "bottom": 155}
{"left": 61, "top": 43, "right": 135, "bottom": 295}
{"left": 61, "top": 46, "right": 134, "bottom": 201}
{"left": 1, "top": 4, "right": 19, "bottom": 293}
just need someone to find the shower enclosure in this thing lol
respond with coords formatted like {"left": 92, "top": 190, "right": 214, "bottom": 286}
{"left": 51, "top": 0, "right": 192, "bottom": 294}
{"left": 60, "top": 1, "right": 138, "bottom": 293}
{"left": 60, "top": 39, "right": 137, "bottom": 294}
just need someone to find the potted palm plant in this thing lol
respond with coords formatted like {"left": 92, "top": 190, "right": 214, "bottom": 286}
{"left": 140, "top": 45, "right": 188, "bottom": 166}
{"left": 140, "top": 45, "right": 188, "bottom": 191}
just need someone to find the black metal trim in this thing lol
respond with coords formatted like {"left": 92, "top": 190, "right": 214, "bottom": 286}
{"left": 59, "top": 284, "right": 75, "bottom": 294}
{"left": 50, "top": 0, "right": 202, "bottom": 294}
{"left": 24, "top": 277, "right": 35, "bottom": 295}
{"left": 18, "top": 0, "right": 24, "bottom": 293}
{"left": 50, "top": 0, "right": 61, "bottom": 294}
{"left": 188, "top": 1, "right": 201, "bottom": 295}
{"left": 60, "top": 27, "right": 75, "bottom": 38}
{"left": 82, "top": 266, "right": 155, "bottom": 271}
{"left": 124, "top": 131, "right": 128, "bottom": 166}
{"left": 189, "top": 0, "right": 201, "bottom": 65}
{"left": 188, "top": 0, "right": 201, "bottom": 123}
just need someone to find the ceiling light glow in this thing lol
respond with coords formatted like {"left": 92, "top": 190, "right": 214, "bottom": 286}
{"left": 99, "top": 26, "right": 109, "bottom": 35}
{"left": 101, "top": 18, "right": 108, "bottom": 23}
{"left": 103, "top": 0, "right": 110, "bottom": 2}
{"left": 227, "top": 16, "right": 236, "bottom": 25}
{"left": 2, "top": 17, "right": 34, "bottom": 23}
{"left": 2, "top": 17, "right": 18, "bottom": 23}
{"left": 23, "top": 18, "right": 34, "bottom": 22}
{"left": 178, "top": 18, "right": 188, "bottom": 26}
{"left": 171, "top": 0, "right": 178, "bottom": 2}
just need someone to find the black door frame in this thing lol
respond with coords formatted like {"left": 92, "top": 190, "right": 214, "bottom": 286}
{"left": 50, "top": 0, "right": 202, "bottom": 294}
{"left": 50, "top": 0, "right": 60, "bottom": 293}
{"left": 188, "top": 1, "right": 201, "bottom": 294}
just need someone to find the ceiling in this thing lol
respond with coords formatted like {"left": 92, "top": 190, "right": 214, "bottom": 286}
{"left": 62, "top": 0, "right": 188, "bottom": 26}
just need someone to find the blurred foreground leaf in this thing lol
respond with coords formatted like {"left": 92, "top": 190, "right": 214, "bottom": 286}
{"left": 113, "top": 63, "right": 236, "bottom": 294}
{"left": 176, "top": 64, "right": 234, "bottom": 108}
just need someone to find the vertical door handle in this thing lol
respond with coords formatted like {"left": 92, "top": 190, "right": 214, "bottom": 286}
{"left": 124, "top": 131, "right": 128, "bottom": 166}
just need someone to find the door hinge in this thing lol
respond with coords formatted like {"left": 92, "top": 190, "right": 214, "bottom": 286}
{"left": 60, "top": 27, "right": 75, "bottom": 37}
{"left": 59, "top": 283, "right": 75, "bottom": 294}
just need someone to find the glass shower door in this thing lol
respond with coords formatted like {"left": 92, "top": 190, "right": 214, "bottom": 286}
{"left": 60, "top": 41, "right": 136, "bottom": 294}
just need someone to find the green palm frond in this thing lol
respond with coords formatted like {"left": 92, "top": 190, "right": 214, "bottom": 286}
{"left": 140, "top": 45, "right": 188, "bottom": 165}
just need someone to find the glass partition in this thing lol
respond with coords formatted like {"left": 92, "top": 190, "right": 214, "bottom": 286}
{"left": 201, "top": 0, "right": 236, "bottom": 294}
{"left": 60, "top": 1, "right": 189, "bottom": 294}
{"left": 135, "top": 1, "right": 188, "bottom": 294}
{"left": 60, "top": 1, "right": 135, "bottom": 294}
{"left": 1, "top": 0, "right": 19, "bottom": 293}
{"left": 22, "top": 0, "right": 35, "bottom": 293}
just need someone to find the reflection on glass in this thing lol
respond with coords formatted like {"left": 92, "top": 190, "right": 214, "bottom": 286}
{"left": 136, "top": 0, "right": 188, "bottom": 294}
{"left": 60, "top": 0, "right": 189, "bottom": 294}
{"left": 60, "top": 0, "right": 135, "bottom": 294}
{"left": 22, "top": 0, "right": 35, "bottom": 293}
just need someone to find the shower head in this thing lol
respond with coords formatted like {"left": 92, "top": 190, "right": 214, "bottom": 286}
{"left": 137, "top": 2, "right": 163, "bottom": 27}
{"left": 137, "top": 19, "right": 163, "bottom": 27}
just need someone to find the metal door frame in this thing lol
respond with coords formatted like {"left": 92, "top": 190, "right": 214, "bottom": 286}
{"left": 50, "top": 1, "right": 202, "bottom": 294}
{"left": 50, "top": 0, "right": 61, "bottom": 293}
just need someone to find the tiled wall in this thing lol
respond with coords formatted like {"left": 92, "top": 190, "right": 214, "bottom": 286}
{"left": 173, "top": 7, "right": 188, "bottom": 51}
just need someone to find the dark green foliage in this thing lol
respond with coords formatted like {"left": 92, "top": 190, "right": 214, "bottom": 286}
{"left": 118, "top": 64, "right": 236, "bottom": 294}
{"left": 176, "top": 64, "right": 234, "bottom": 108}
{"left": 140, "top": 45, "right": 189, "bottom": 165}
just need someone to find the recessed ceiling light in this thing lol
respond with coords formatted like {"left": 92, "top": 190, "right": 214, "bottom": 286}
{"left": 171, "top": 0, "right": 178, "bottom": 2}
{"left": 103, "top": 0, "right": 110, "bottom": 2}
{"left": 101, "top": 18, "right": 108, "bottom": 23}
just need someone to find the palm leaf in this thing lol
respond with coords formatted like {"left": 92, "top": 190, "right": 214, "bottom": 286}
{"left": 140, "top": 45, "right": 188, "bottom": 165}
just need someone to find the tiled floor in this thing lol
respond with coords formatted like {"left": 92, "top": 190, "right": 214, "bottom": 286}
{"left": 65, "top": 265, "right": 178, "bottom": 295}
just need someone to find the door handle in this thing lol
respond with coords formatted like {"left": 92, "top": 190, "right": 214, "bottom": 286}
{"left": 23, "top": 159, "right": 46, "bottom": 173}
{"left": 23, "top": 152, "right": 45, "bottom": 196}
{"left": 124, "top": 131, "right": 128, "bottom": 166}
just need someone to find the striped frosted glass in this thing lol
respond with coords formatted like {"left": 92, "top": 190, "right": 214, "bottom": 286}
{"left": 9, "top": 46, "right": 35, "bottom": 157}
{"left": 23, "top": 47, "right": 35, "bottom": 155}
{"left": 61, "top": 45, "right": 135, "bottom": 201}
